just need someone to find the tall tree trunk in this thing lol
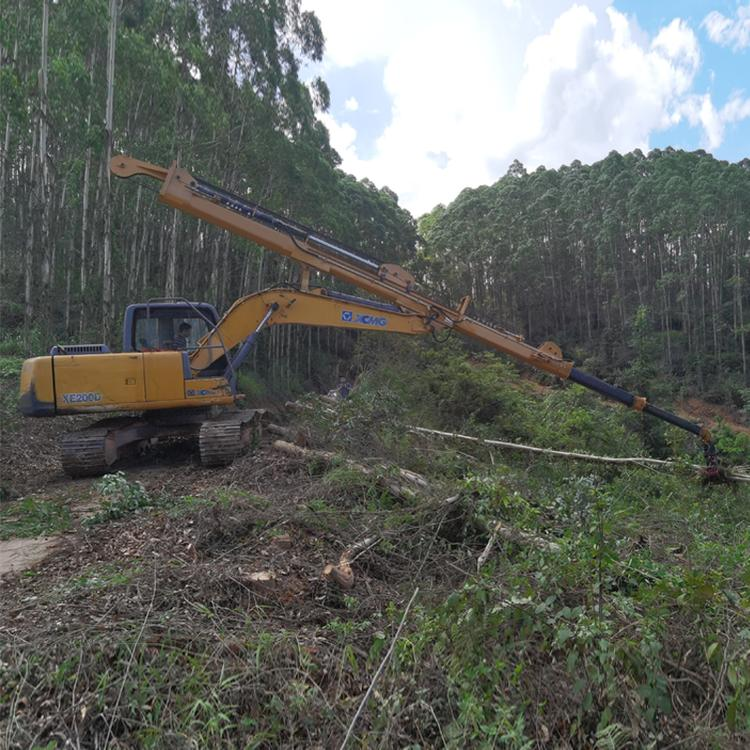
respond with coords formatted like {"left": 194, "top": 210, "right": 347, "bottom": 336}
{"left": 657, "top": 238, "right": 672, "bottom": 370}
{"left": 165, "top": 209, "right": 179, "bottom": 297}
{"left": 101, "top": 0, "right": 118, "bottom": 342}
{"left": 209, "top": 235, "right": 219, "bottom": 300}
{"left": 0, "top": 98, "right": 11, "bottom": 328}
{"left": 64, "top": 236, "right": 73, "bottom": 335}
{"left": 79, "top": 50, "right": 96, "bottom": 337}
{"left": 127, "top": 183, "right": 142, "bottom": 297}
{"left": 0, "top": 18, "right": 17, "bottom": 329}
{"left": 23, "top": 126, "right": 38, "bottom": 346}
{"left": 736, "top": 233, "right": 748, "bottom": 384}
{"left": 38, "top": 0, "right": 51, "bottom": 339}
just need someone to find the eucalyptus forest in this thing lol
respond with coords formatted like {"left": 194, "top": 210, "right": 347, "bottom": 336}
{"left": 3, "top": 0, "right": 748, "bottom": 399}
{"left": 2, "top": 1, "right": 750, "bottom": 748}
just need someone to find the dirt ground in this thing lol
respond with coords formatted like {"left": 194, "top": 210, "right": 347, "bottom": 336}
{"left": 678, "top": 396, "right": 750, "bottom": 436}
{"left": 0, "top": 536, "right": 61, "bottom": 576}
{"left": 0, "top": 419, "right": 295, "bottom": 576}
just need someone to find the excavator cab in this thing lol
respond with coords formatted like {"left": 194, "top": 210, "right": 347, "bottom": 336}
{"left": 122, "top": 301, "right": 220, "bottom": 353}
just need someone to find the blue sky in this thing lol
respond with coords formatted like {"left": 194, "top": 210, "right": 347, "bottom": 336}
{"left": 620, "top": 0, "right": 749, "bottom": 155}
{"left": 302, "top": 1, "right": 750, "bottom": 215}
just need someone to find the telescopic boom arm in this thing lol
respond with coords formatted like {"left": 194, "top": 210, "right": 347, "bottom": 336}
{"left": 111, "top": 156, "right": 717, "bottom": 468}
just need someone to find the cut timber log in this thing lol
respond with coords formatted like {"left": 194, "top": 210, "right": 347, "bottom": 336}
{"left": 272, "top": 440, "right": 427, "bottom": 500}
{"left": 408, "top": 425, "right": 750, "bottom": 482}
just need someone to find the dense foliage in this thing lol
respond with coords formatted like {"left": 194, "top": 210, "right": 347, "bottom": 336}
{"left": 305, "top": 342, "right": 750, "bottom": 746}
{"left": 418, "top": 151, "right": 750, "bottom": 402}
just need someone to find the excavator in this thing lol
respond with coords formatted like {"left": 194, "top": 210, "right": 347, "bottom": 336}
{"left": 19, "top": 155, "right": 718, "bottom": 477}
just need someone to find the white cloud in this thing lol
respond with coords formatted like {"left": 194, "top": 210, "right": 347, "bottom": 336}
{"left": 723, "top": 92, "right": 750, "bottom": 122}
{"left": 303, "top": 1, "right": 743, "bottom": 215}
{"left": 319, "top": 113, "right": 357, "bottom": 158}
{"left": 680, "top": 94, "right": 724, "bottom": 149}
{"left": 510, "top": 10, "right": 702, "bottom": 167}
{"left": 680, "top": 92, "right": 750, "bottom": 149}
{"left": 344, "top": 96, "right": 359, "bottom": 111}
{"left": 703, "top": 5, "right": 750, "bottom": 50}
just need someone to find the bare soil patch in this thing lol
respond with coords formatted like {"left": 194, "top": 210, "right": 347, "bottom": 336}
{"left": 678, "top": 396, "right": 750, "bottom": 436}
{"left": 0, "top": 537, "right": 61, "bottom": 579}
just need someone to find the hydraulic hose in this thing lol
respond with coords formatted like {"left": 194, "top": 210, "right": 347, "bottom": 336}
{"left": 568, "top": 367, "right": 717, "bottom": 471}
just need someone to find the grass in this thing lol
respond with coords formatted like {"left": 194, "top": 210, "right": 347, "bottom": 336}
{"left": 0, "top": 496, "right": 72, "bottom": 539}
{"left": 0, "top": 356, "right": 24, "bottom": 433}
{"left": 0, "top": 355, "right": 23, "bottom": 378}
{"left": 66, "top": 561, "right": 143, "bottom": 591}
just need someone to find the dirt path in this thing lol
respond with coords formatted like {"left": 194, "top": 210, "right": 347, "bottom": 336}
{"left": 0, "top": 536, "right": 61, "bottom": 578}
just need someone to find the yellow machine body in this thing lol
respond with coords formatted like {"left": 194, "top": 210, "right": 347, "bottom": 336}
{"left": 19, "top": 351, "right": 234, "bottom": 417}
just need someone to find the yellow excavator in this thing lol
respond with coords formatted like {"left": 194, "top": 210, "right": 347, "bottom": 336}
{"left": 19, "top": 155, "right": 718, "bottom": 476}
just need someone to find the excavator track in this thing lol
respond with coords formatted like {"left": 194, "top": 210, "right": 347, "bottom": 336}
{"left": 59, "top": 411, "right": 264, "bottom": 477}
{"left": 60, "top": 417, "right": 148, "bottom": 478}
{"left": 199, "top": 410, "right": 263, "bottom": 467}
{"left": 61, "top": 427, "right": 115, "bottom": 477}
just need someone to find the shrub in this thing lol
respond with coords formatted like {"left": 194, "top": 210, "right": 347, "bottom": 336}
{"left": 84, "top": 472, "right": 153, "bottom": 526}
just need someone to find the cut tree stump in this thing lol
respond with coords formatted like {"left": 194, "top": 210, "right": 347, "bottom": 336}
{"left": 323, "top": 536, "right": 379, "bottom": 590}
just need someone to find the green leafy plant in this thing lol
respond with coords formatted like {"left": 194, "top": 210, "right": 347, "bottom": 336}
{"left": 84, "top": 472, "right": 153, "bottom": 526}
{"left": 0, "top": 355, "right": 23, "bottom": 378}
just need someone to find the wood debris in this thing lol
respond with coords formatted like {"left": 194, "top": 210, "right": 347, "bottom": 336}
{"left": 271, "top": 440, "right": 428, "bottom": 500}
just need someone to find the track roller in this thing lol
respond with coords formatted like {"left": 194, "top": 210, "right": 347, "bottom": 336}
{"left": 198, "top": 410, "right": 263, "bottom": 467}
{"left": 60, "top": 417, "right": 156, "bottom": 478}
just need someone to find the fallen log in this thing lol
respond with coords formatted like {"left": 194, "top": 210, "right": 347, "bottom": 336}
{"left": 408, "top": 425, "right": 750, "bottom": 482}
{"left": 272, "top": 440, "right": 427, "bottom": 500}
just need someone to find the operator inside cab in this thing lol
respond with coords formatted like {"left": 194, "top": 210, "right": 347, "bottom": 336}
{"left": 173, "top": 322, "right": 192, "bottom": 350}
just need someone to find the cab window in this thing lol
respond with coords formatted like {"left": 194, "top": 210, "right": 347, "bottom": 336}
{"left": 134, "top": 313, "right": 210, "bottom": 352}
